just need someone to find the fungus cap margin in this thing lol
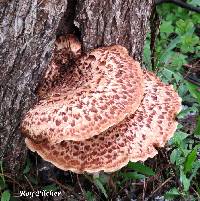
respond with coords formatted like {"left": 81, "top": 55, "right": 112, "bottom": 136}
{"left": 25, "top": 71, "right": 182, "bottom": 173}
{"left": 21, "top": 45, "right": 144, "bottom": 143}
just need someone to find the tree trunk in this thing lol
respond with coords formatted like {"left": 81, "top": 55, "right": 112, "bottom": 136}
{"left": 0, "top": 0, "right": 68, "bottom": 174}
{"left": 76, "top": 0, "right": 153, "bottom": 62}
{"left": 0, "top": 0, "right": 153, "bottom": 175}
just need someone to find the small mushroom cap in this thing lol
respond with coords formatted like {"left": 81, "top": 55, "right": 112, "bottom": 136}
{"left": 37, "top": 35, "right": 82, "bottom": 99}
{"left": 56, "top": 34, "right": 81, "bottom": 58}
{"left": 21, "top": 45, "right": 144, "bottom": 143}
{"left": 25, "top": 71, "right": 182, "bottom": 173}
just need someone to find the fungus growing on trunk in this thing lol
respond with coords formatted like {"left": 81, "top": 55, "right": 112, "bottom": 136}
{"left": 20, "top": 36, "right": 181, "bottom": 173}
{"left": 37, "top": 34, "right": 82, "bottom": 99}
{"left": 24, "top": 71, "right": 181, "bottom": 173}
{"left": 21, "top": 44, "right": 144, "bottom": 143}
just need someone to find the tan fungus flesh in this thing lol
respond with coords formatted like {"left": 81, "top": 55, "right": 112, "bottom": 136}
{"left": 37, "top": 35, "right": 81, "bottom": 99}
{"left": 25, "top": 71, "right": 182, "bottom": 173}
{"left": 21, "top": 45, "right": 144, "bottom": 143}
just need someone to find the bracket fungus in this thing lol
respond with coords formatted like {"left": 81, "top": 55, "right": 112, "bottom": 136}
{"left": 21, "top": 44, "right": 144, "bottom": 143}
{"left": 21, "top": 35, "right": 182, "bottom": 173}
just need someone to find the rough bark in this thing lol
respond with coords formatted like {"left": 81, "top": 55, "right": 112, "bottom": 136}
{"left": 0, "top": 0, "right": 68, "bottom": 174}
{"left": 0, "top": 0, "right": 153, "bottom": 175}
{"left": 76, "top": 0, "right": 153, "bottom": 62}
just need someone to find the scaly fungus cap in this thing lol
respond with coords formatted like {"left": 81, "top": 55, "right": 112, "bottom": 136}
{"left": 21, "top": 45, "right": 144, "bottom": 143}
{"left": 55, "top": 34, "right": 81, "bottom": 58}
{"left": 25, "top": 71, "right": 182, "bottom": 173}
{"left": 37, "top": 35, "right": 82, "bottom": 99}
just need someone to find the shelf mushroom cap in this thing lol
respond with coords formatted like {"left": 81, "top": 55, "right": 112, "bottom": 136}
{"left": 21, "top": 45, "right": 144, "bottom": 143}
{"left": 25, "top": 71, "right": 182, "bottom": 173}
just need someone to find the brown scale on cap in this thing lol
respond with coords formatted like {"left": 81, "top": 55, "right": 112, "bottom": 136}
{"left": 25, "top": 71, "right": 182, "bottom": 173}
{"left": 55, "top": 35, "right": 81, "bottom": 58}
{"left": 37, "top": 35, "right": 82, "bottom": 99}
{"left": 21, "top": 43, "right": 144, "bottom": 143}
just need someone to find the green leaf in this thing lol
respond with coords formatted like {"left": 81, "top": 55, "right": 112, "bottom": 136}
{"left": 164, "top": 187, "right": 180, "bottom": 200}
{"left": 180, "top": 169, "right": 190, "bottom": 192}
{"left": 0, "top": 177, "right": 6, "bottom": 191}
{"left": 42, "top": 184, "right": 59, "bottom": 192}
{"left": 161, "top": 68, "right": 174, "bottom": 81}
{"left": 127, "top": 162, "right": 155, "bottom": 176}
{"left": 1, "top": 191, "right": 11, "bottom": 201}
{"left": 171, "top": 53, "right": 187, "bottom": 69}
{"left": 170, "top": 131, "right": 189, "bottom": 145}
{"left": 94, "top": 178, "right": 108, "bottom": 198}
{"left": 180, "top": 35, "right": 199, "bottom": 53}
{"left": 98, "top": 173, "right": 109, "bottom": 185}
{"left": 85, "top": 191, "right": 95, "bottom": 201}
{"left": 170, "top": 149, "right": 181, "bottom": 164}
{"left": 143, "top": 37, "right": 152, "bottom": 69}
{"left": 194, "top": 116, "right": 200, "bottom": 136}
{"left": 177, "top": 106, "right": 198, "bottom": 119}
{"left": 194, "top": 144, "right": 200, "bottom": 151}
{"left": 186, "top": 81, "right": 200, "bottom": 103}
{"left": 189, "top": 0, "right": 200, "bottom": 6}
{"left": 184, "top": 149, "right": 197, "bottom": 174}
{"left": 159, "top": 51, "right": 174, "bottom": 67}
{"left": 157, "top": 37, "right": 181, "bottom": 67}
{"left": 120, "top": 172, "right": 145, "bottom": 181}
{"left": 178, "top": 83, "right": 188, "bottom": 97}
{"left": 167, "top": 37, "right": 181, "bottom": 51}
{"left": 160, "top": 21, "right": 174, "bottom": 34}
{"left": 175, "top": 157, "right": 186, "bottom": 166}
{"left": 173, "top": 71, "right": 184, "bottom": 83}
{"left": 190, "top": 160, "right": 200, "bottom": 181}
{"left": 176, "top": 20, "right": 194, "bottom": 35}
